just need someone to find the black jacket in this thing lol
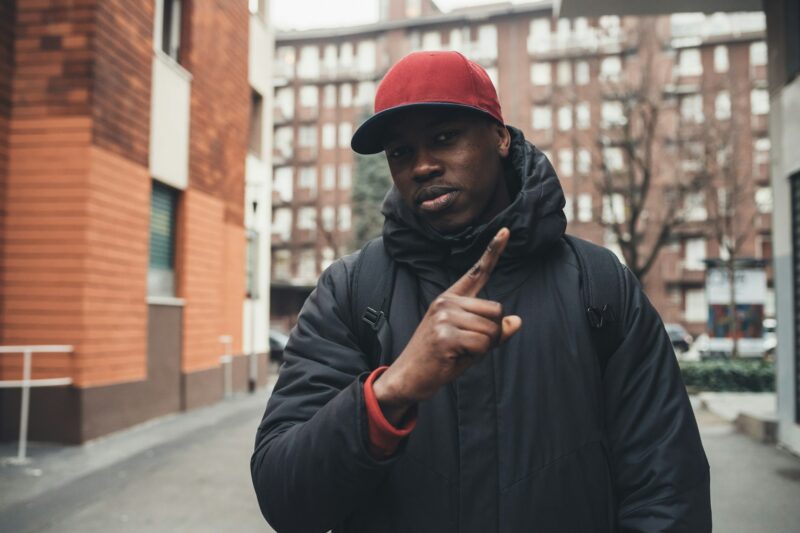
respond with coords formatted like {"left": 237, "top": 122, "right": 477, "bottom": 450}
{"left": 251, "top": 128, "right": 711, "bottom": 533}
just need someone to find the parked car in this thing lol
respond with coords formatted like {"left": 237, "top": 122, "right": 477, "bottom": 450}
{"left": 664, "top": 323, "right": 693, "bottom": 354}
{"left": 762, "top": 318, "right": 777, "bottom": 356}
{"left": 269, "top": 329, "right": 289, "bottom": 362}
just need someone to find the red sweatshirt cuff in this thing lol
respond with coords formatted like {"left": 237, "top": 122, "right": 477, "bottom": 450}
{"left": 364, "top": 366, "right": 417, "bottom": 458}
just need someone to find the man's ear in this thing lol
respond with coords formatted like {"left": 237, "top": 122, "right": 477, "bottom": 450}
{"left": 494, "top": 122, "right": 511, "bottom": 158}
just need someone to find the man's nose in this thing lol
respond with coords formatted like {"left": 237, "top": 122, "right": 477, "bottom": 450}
{"left": 411, "top": 148, "right": 443, "bottom": 183}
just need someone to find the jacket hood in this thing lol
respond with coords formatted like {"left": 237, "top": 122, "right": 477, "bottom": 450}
{"left": 381, "top": 126, "right": 567, "bottom": 284}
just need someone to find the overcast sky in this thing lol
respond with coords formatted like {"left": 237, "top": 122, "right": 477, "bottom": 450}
{"left": 272, "top": 0, "right": 535, "bottom": 30}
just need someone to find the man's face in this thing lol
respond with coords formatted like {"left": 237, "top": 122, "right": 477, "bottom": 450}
{"left": 382, "top": 108, "right": 511, "bottom": 234}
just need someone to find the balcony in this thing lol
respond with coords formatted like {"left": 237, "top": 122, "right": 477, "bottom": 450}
{"left": 149, "top": 51, "right": 192, "bottom": 190}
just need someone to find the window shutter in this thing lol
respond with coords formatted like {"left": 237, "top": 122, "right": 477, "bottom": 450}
{"left": 149, "top": 182, "right": 177, "bottom": 271}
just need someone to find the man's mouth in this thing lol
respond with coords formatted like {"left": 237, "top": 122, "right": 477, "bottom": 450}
{"left": 417, "top": 187, "right": 459, "bottom": 213}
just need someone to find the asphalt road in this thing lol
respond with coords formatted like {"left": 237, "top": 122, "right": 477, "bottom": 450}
{"left": 1, "top": 393, "right": 799, "bottom": 533}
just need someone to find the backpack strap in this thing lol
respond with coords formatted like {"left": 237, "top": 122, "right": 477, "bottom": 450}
{"left": 563, "top": 234, "right": 626, "bottom": 376}
{"left": 350, "top": 237, "right": 398, "bottom": 369}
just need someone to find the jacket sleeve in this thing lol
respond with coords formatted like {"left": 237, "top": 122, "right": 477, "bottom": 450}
{"left": 250, "top": 257, "right": 401, "bottom": 533}
{"left": 604, "top": 266, "right": 711, "bottom": 532}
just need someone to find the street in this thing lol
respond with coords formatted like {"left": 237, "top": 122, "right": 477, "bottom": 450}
{"left": 1, "top": 391, "right": 799, "bottom": 533}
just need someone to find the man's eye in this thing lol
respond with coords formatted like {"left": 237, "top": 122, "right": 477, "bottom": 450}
{"left": 434, "top": 130, "right": 458, "bottom": 143}
{"left": 388, "top": 146, "right": 410, "bottom": 158}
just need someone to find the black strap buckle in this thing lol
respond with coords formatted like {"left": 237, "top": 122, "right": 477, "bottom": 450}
{"left": 587, "top": 305, "right": 616, "bottom": 329}
{"left": 362, "top": 307, "right": 384, "bottom": 331}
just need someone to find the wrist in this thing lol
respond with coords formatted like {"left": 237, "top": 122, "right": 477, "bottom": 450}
{"left": 372, "top": 368, "right": 415, "bottom": 425}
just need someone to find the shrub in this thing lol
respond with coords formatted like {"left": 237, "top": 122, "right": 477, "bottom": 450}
{"left": 679, "top": 359, "right": 775, "bottom": 392}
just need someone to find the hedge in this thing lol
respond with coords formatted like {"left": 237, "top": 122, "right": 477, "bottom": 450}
{"left": 679, "top": 359, "right": 775, "bottom": 393}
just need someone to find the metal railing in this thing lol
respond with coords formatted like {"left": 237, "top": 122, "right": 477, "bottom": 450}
{"left": 0, "top": 345, "right": 73, "bottom": 464}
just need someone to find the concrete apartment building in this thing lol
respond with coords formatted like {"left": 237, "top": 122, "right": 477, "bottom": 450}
{"left": 270, "top": 0, "right": 771, "bottom": 336}
{"left": 0, "top": 0, "right": 273, "bottom": 444}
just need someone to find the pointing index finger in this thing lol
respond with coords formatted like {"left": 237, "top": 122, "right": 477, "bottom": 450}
{"left": 448, "top": 228, "right": 510, "bottom": 298}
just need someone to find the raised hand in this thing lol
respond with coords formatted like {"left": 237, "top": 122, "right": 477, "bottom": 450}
{"left": 372, "top": 227, "right": 522, "bottom": 424}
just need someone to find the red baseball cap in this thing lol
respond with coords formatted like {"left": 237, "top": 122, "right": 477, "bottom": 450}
{"left": 350, "top": 51, "right": 504, "bottom": 155}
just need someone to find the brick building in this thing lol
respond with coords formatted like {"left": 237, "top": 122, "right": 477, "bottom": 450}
{"left": 0, "top": 0, "right": 273, "bottom": 444}
{"left": 270, "top": 0, "right": 772, "bottom": 336}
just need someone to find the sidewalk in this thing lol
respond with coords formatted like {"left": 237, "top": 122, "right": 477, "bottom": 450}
{"left": 0, "top": 375, "right": 277, "bottom": 532}
{"left": 696, "top": 391, "right": 779, "bottom": 443}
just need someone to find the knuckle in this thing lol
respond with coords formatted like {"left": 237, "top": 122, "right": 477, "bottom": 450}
{"left": 435, "top": 310, "right": 449, "bottom": 324}
{"left": 432, "top": 296, "right": 448, "bottom": 310}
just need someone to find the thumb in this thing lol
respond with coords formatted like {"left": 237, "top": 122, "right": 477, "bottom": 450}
{"left": 499, "top": 315, "right": 522, "bottom": 344}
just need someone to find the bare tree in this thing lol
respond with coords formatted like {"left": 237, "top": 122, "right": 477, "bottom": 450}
{"left": 589, "top": 18, "right": 710, "bottom": 283}
{"left": 682, "top": 82, "right": 760, "bottom": 357}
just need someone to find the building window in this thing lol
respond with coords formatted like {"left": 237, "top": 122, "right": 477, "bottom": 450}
{"left": 684, "top": 238, "right": 707, "bottom": 271}
{"left": 756, "top": 187, "right": 773, "bottom": 213}
{"left": 272, "top": 249, "right": 291, "bottom": 280}
{"left": 148, "top": 181, "right": 178, "bottom": 297}
{"left": 299, "top": 86, "right": 319, "bottom": 108}
{"left": 602, "top": 194, "right": 625, "bottom": 224}
{"left": 299, "top": 166, "right": 317, "bottom": 193}
{"left": 577, "top": 149, "right": 591, "bottom": 174}
{"left": 603, "top": 147, "right": 624, "bottom": 172}
{"left": 298, "top": 126, "right": 317, "bottom": 148}
{"left": 564, "top": 194, "right": 573, "bottom": 221}
{"left": 356, "top": 81, "right": 376, "bottom": 107}
{"left": 751, "top": 89, "right": 770, "bottom": 115}
{"left": 274, "top": 87, "right": 294, "bottom": 121}
{"left": 678, "top": 48, "right": 703, "bottom": 76}
{"left": 477, "top": 24, "right": 498, "bottom": 59}
{"left": 321, "top": 206, "right": 336, "bottom": 232}
{"left": 338, "top": 205, "right": 351, "bottom": 231}
{"left": 322, "top": 44, "right": 337, "bottom": 75}
{"left": 248, "top": 89, "right": 263, "bottom": 157}
{"left": 601, "top": 101, "right": 625, "bottom": 127}
{"left": 576, "top": 102, "right": 590, "bottom": 129}
{"left": 339, "top": 164, "right": 352, "bottom": 189}
{"left": 532, "top": 106, "right": 551, "bottom": 130}
{"left": 754, "top": 137, "right": 771, "bottom": 173}
{"left": 558, "top": 148, "right": 573, "bottom": 177}
{"left": 322, "top": 165, "right": 336, "bottom": 190}
{"left": 274, "top": 127, "right": 293, "bottom": 160}
{"left": 298, "top": 46, "right": 320, "bottom": 78}
{"left": 715, "top": 91, "right": 731, "bottom": 120}
{"left": 273, "top": 167, "right": 293, "bottom": 203}
{"left": 557, "top": 60, "right": 571, "bottom": 86}
{"left": 449, "top": 27, "right": 465, "bottom": 52}
{"left": 340, "top": 84, "right": 353, "bottom": 107}
{"left": 357, "top": 40, "right": 376, "bottom": 73}
{"left": 323, "top": 84, "right": 336, "bottom": 107}
{"left": 339, "top": 122, "right": 353, "bottom": 149}
{"left": 275, "top": 46, "right": 296, "bottom": 79}
{"left": 297, "top": 249, "right": 317, "bottom": 281}
{"left": 297, "top": 208, "right": 317, "bottom": 236}
{"left": 322, "top": 123, "right": 336, "bottom": 150}
{"left": 684, "top": 191, "right": 707, "bottom": 221}
{"left": 272, "top": 208, "right": 292, "bottom": 242}
{"left": 321, "top": 246, "right": 336, "bottom": 271}
{"left": 750, "top": 41, "right": 767, "bottom": 67}
{"left": 684, "top": 288, "right": 707, "bottom": 322}
{"left": 599, "top": 56, "right": 621, "bottom": 83}
{"left": 681, "top": 94, "right": 704, "bottom": 123}
{"left": 406, "top": 0, "right": 422, "bottom": 18}
{"left": 575, "top": 60, "right": 590, "bottom": 85}
{"left": 578, "top": 194, "right": 592, "bottom": 222}
{"left": 528, "top": 18, "right": 551, "bottom": 53}
{"left": 422, "top": 31, "right": 442, "bottom": 51}
{"left": 558, "top": 105, "right": 572, "bottom": 131}
{"left": 340, "top": 43, "right": 354, "bottom": 71}
{"left": 246, "top": 229, "right": 260, "bottom": 298}
{"left": 714, "top": 45, "right": 729, "bottom": 73}
{"left": 159, "top": 0, "right": 182, "bottom": 62}
{"left": 530, "top": 63, "right": 551, "bottom": 85}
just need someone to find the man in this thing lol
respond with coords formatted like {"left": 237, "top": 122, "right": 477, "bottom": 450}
{"left": 251, "top": 51, "right": 711, "bottom": 533}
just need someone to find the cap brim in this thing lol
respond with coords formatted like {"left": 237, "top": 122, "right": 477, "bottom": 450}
{"left": 350, "top": 102, "right": 498, "bottom": 155}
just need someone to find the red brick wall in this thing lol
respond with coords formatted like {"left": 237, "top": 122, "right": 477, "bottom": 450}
{"left": 93, "top": 0, "right": 153, "bottom": 166}
{"left": 182, "top": 0, "right": 249, "bottom": 226}
{"left": 1, "top": 2, "right": 151, "bottom": 387}
{"left": 0, "top": 0, "right": 16, "bottom": 344}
